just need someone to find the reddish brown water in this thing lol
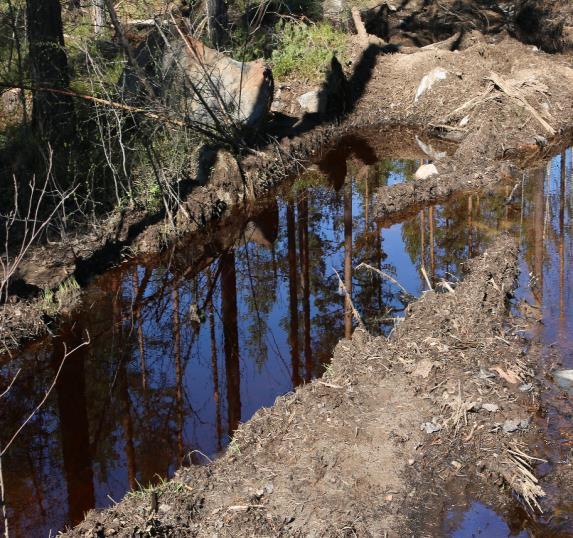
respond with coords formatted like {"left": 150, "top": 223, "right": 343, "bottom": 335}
{"left": 0, "top": 137, "right": 572, "bottom": 537}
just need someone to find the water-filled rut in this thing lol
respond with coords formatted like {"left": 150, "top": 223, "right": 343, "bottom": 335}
{"left": 1, "top": 135, "right": 572, "bottom": 537}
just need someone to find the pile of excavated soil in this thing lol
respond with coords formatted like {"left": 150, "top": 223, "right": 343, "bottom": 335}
{"left": 342, "top": 32, "right": 573, "bottom": 217}
{"left": 66, "top": 235, "right": 546, "bottom": 537}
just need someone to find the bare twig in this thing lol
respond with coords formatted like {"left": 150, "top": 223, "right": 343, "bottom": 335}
{"left": 0, "top": 369, "right": 21, "bottom": 399}
{"left": 0, "top": 333, "right": 91, "bottom": 457}
{"left": 420, "top": 266, "right": 433, "bottom": 291}
{"left": 356, "top": 262, "right": 412, "bottom": 296}
{"left": 332, "top": 267, "right": 365, "bottom": 329}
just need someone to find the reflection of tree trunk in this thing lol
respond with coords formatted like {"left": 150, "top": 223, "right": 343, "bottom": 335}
{"left": 344, "top": 177, "right": 353, "bottom": 339}
{"left": 108, "top": 272, "right": 137, "bottom": 489}
{"left": 428, "top": 206, "right": 435, "bottom": 282}
{"left": 118, "top": 351, "right": 137, "bottom": 490}
{"left": 220, "top": 250, "right": 241, "bottom": 435}
{"left": 26, "top": 450, "right": 46, "bottom": 518}
{"left": 172, "top": 289, "right": 184, "bottom": 464}
{"left": 54, "top": 328, "right": 95, "bottom": 526}
{"left": 532, "top": 168, "right": 545, "bottom": 306}
{"left": 207, "top": 268, "right": 222, "bottom": 451}
{"left": 559, "top": 152, "right": 566, "bottom": 325}
{"left": 467, "top": 195, "right": 473, "bottom": 258}
{"left": 376, "top": 221, "right": 383, "bottom": 312}
{"left": 298, "top": 193, "right": 313, "bottom": 382}
{"left": 287, "top": 201, "right": 300, "bottom": 386}
{"left": 364, "top": 176, "right": 369, "bottom": 229}
{"left": 131, "top": 270, "right": 147, "bottom": 392}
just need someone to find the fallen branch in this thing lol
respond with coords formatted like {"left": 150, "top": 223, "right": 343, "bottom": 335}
{"left": 420, "top": 266, "right": 433, "bottom": 291}
{"left": 0, "top": 82, "right": 231, "bottom": 145}
{"left": 486, "top": 72, "right": 555, "bottom": 135}
{"left": 351, "top": 7, "right": 385, "bottom": 48}
{"left": 356, "top": 262, "right": 412, "bottom": 297}
{"left": 333, "top": 266, "right": 365, "bottom": 330}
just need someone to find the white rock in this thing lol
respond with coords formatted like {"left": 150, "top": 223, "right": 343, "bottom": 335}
{"left": 414, "top": 68, "right": 448, "bottom": 102}
{"left": 554, "top": 369, "right": 573, "bottom": 391}
{"left": 297, "top": 90, "right": 325, "bottom": 114}
{"left": 414, "top": 163, "right": 438, "bottom": 180}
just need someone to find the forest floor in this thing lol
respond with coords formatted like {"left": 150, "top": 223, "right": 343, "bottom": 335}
{"left": 66, "top": 234, "right": 546, "bottom": 537}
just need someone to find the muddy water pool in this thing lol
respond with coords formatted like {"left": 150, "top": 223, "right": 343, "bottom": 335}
{"left": 0, "top": 137, "right": 572, "bottom": 537}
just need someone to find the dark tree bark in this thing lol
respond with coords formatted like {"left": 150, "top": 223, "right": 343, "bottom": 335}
{"left": 92, "top": 0, "right": 105, "bottom": 34}
{"left": 206, "top": 0, "right": 228, "bottom": 49}
{"left": 26, "top": 0, "right": 74, "bottom": 138}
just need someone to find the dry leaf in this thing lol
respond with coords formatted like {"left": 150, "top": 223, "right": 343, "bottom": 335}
{"left": 413, "top": 359, "right": 435, "bottom": 378}
{"left": 490, "top": 366, "right": 520, "bottom": 384}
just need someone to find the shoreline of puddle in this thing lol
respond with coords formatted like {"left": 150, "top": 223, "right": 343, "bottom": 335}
{"left": 1, "top": 134, "right": 572, "bottom": 537}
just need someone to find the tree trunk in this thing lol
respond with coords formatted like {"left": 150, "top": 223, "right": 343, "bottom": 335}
{"left": 92, "top": 0, "right": 105, "bottom": 34}
{"left": 26, "top": 0, "right": 74, "bottom": 138}
{"left": 206, "top": 0, "right": 228, "bottom": 49}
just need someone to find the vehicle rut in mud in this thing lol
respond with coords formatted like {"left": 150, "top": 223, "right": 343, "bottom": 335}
{"left": 1, "top": 136, "right": 573, "bottom": 536}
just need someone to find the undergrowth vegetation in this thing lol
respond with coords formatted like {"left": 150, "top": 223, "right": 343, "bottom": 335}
{"left": 270, "top": 21, "right": 348, "bottom": 80}
{"left": 0, "top": 0, "right": 352, "bottom": 304}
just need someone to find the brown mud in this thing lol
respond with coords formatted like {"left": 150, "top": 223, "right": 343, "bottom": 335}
{"left": 65, "top": 234, "right": 544, "bottom": 537}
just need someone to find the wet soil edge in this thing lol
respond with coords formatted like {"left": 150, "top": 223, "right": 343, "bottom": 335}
{"left": 3, "top": 116, "right": 570, "bottom": 356}
{"left": 63, "top": 234, "right": 547, "bottom": 537}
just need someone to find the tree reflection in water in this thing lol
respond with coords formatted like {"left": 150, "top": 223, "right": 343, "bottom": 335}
{"left": 1, "top": 145, "right": 572, "bottom": 538}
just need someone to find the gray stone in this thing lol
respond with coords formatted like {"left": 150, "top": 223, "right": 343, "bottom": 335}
{"left": 122, "top": 30, "right": 273, "bottom": 132}
{"left": 297, "top": 90, "right": 326, "bottom": 115}
{"left": 421, "top": 421, "right": 442, "bottom": 433}
{"left": 502, "top": 417, "right": 529, "bottom": 433}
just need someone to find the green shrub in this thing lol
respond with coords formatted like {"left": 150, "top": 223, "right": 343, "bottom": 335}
{"left": 270, "top": 21, "right": 348, "bottom": 81}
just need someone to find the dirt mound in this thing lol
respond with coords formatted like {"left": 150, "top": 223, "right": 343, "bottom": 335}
{"left": 65, "top": 235, "right": 544, "bottom": 537}
{"left": 344, "top": 33, "right": 573, "bottom": 218}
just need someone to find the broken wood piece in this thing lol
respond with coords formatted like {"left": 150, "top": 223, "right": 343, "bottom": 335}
{"left": 351, "top": 7, "right": 386, "bottom": 48}
{"left": 420, "top": 31, "right": 462, "bottom": 51}
{"left": 486, "top": 72, "right": 555, "bottom": 135}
